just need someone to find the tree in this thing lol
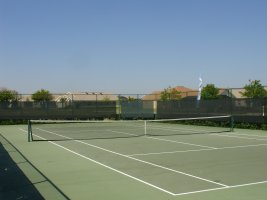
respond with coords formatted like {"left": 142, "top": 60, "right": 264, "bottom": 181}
{"left": 0, "top": 88, "right": 20, "bottom": 107}
{"left": 127, "top": 96, "right": 136, "bottom": 101}
{"left": 59, "top": 97, "right": 68, "bottom": 108}
{"left": 201, "top": 84, "right": 219, "bottom": 100}
{"left": 103, "top": 96, "right": 111, "bottom": 102}
{"left": 240, "top": 80, "right": 267, "bottom": 98}
{"left": 31, "top": 89, "right": 53, "bottom": 103}
{"left": 160, "top": 87, "right": 181, "bottom": 100}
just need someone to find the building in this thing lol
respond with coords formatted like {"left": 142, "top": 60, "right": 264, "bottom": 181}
{"left": 142, "top": 86, "right": 197, "bottom": 101}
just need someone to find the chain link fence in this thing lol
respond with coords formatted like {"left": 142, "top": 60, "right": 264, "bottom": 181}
{"left": 0, "top": 93, "right": 266, "bottom": 127}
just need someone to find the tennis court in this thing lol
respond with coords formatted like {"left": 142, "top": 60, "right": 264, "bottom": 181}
{"left": 1, "top": 117, "right": 267, "bottom": 200}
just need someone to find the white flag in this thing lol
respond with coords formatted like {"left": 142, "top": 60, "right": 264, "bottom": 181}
{"left": 197, "top": 76, "right": 203, "bottom": 101}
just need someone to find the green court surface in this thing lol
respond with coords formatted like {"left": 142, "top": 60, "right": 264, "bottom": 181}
{"left": 1, "top": 124, "right": 267, "bottom": 200}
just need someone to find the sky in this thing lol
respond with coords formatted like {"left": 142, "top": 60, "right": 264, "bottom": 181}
{"left": 1, "top": 0, "right": 267, "bottom": 94}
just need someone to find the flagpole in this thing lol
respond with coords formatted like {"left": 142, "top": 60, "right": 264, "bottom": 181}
{"left": 197, "top": 75, "right": 203, "bottom": 108}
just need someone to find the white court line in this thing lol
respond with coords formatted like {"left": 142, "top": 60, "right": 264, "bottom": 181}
{"left": 213, "top": 133, "right": 267, "bottom": 141}
{"left": 145, "top": 124, "right": 267, "bottom": 144}
{"left": 128, "top": 148, "right": 213, "bottom": 156}
{"left": 225, "top": 132, "right": 267, "bottom": 138}
{"left": 19, "top": 128, "right": 267, "bottom": 197}
{"left": 146, "top": 124, "right": 219, "bottom": 134}
{"left": 46, "top": 126, "right": 217, "bottom": 150}
{"left": 47, "top": 128, "right": 142, "bottom": 134}
{"left": 99, "top": 128, "right": 217, "bottom": 149}
{"left": 146, "top": 124, "right": 206, "bottom": 133}
{"left": 128, "top": 143, "right": 267, "bottom": 156}
{"left": 33, "top": 128, "right": 228, "bottom": 187}
{"left": 108, "top": 130, "right": 139, "bottom": 137}
{"left": 174, "top": 180, "right": 267, "bottom": 196}
{"left": 147, "top": 136, "right": 217, "bottom": 149}
{"left": 18, "top": 128, "right": 175, "bottom": 196}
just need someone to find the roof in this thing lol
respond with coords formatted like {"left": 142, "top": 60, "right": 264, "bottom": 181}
{"left": 14, "top": 86, "right": 267, "bottom": 102}
{"left": 142, "top": 91, "right": 162, "bottom": 100}
{"left": 54, "top": 92, "right": 118, "bottom": 102}
{"left": 174, "top": 86, "right": 194, "bottom": 93}
{"left": 142, "top": 86, "right": 197, "bottom": 100}
{"left": 230, "top": 88, "right": 245, "bottom": 98}
{"left": 20, "top": 92, "right": 119, "bottom": 102}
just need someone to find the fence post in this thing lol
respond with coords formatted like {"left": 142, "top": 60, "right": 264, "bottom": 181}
{"left": 263, "top": 105, "right": 265, "bottom": 129}
{"left": 96, "top": 94, "right": 98, "bottom": 118}
{"left": 71, "top": 94, "right": 74, "bottom": 119}
{"left": 116, "top": 95, "right": 121, "bottom": 119}
{"left": 230, "top": 88, "right": 233, "bottom": 118}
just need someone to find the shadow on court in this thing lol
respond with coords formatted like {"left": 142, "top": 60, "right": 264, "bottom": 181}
{"left": 0, "top": 134, "right": 70, "bottom": 200}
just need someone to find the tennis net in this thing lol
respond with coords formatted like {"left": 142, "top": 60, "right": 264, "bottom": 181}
{"left": 28, "top": 116, "right": 233, "bottom": 142}
{"left": 28, "top": 120, "right": 145, "bottom": 141}
{"left": 145, "top": 115, "right": 233, "bottom": 137}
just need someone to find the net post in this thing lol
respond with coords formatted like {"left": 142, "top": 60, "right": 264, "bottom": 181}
{"left": 27, "top": 120, "right": 32, "bottom": 142}
{"left": 230, "top": 116, "right": 234, "bottom": 132}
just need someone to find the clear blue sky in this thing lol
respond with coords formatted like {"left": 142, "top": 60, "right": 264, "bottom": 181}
{"left": 1, "top": 0, "right": 267, "bottom": 94}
